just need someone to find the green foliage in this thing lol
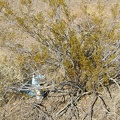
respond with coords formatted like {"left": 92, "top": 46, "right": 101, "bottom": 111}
{"left": 111, "top": 3, "right": 120, "bottom": 19}
{"left": 20, "top": 0, "right": 31, "bottom": 5}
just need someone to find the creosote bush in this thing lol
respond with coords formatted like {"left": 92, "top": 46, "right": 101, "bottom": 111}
{"left": 0, "top": 1, "right": 120, "bottom": 119}
{"left": 0, "top": 0, "right": 119, "bottom": 93}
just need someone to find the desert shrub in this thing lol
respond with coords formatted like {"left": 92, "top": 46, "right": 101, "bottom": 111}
{"left": 0, "top": 0, "right": 120, "bottom": 119}
{"left": 0, "top": 0, "right": 119, "bottom": 92}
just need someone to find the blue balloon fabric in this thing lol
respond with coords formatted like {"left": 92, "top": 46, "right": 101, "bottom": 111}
{"left": 20, "top": 74, "right": 45, "bottom": 98}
